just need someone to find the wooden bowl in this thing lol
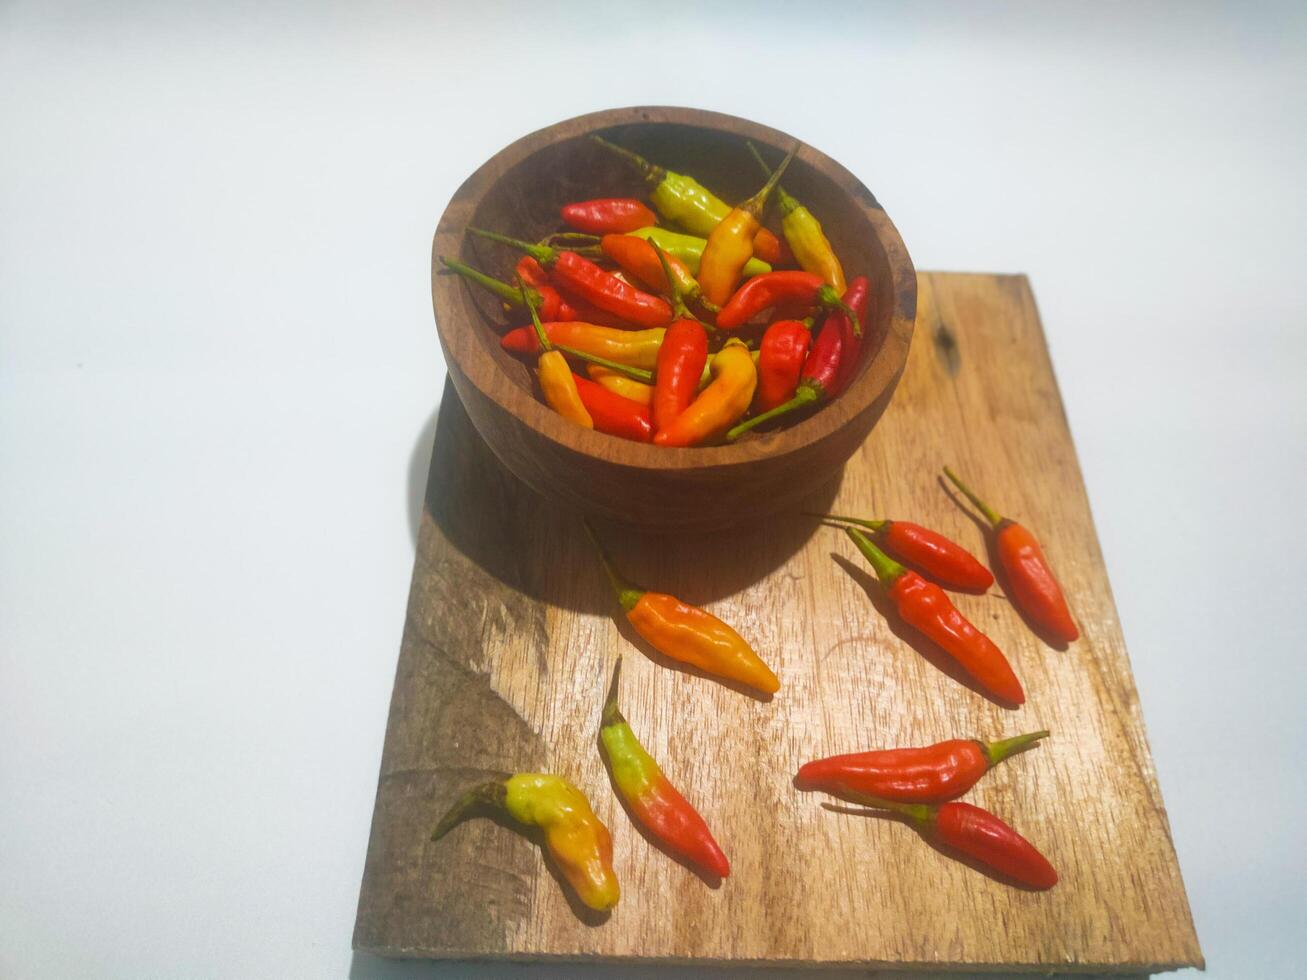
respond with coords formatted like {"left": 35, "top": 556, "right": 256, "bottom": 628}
{"left": 431, "top": 106, "right": 916, "bottom": 533}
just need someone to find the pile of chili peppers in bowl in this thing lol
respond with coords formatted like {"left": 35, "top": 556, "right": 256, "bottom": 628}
{"left": 439, "top": 136, "right": 877, "bottom": 446}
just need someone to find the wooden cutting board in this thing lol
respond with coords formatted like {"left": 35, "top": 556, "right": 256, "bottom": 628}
{"left": 353, "top": 273, "right": 1203, "bottom": 974}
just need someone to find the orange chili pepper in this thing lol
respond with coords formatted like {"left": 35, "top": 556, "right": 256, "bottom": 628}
{"left": 522, "top": 285, "right": 591, "bottom": 429}
{"left": 654, "top": 339, "right": 757, "bottom": 447}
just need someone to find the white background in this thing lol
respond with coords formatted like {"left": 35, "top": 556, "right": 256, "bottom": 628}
{"left": 3, "top": 2, "right": 1305, "bottom": 978}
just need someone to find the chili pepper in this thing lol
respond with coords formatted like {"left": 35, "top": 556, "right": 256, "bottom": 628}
{"left": 431, "top": 772, "right": 621, "bottom": 910}
{"left": 943, "top": 467, "right": 1079, "bottom": 644}
{"left": 562, "top": 197, "right": 657, "bottom": 235}
{"left": 469, "top": 228, "right": 672, "bottom": 329}
{"left": 654, "top": 339, "right": 758, "bottom": 447}
{"left": 439, "top": 255, "right": 569, "bottom": 322}
{"left": 587, "top": 364, "right": 653, "bottom": 405}
{"left": 590, "top": 135, "right": 786, "bottom": 264}
{"left": 698, "top": 146, "right": 797, "bottom": 307}
{"left": 715, "top": 271, "right": 858, "bottom": 332}
{"left": 747, "top": 141, "right": 845, "bottom": 294}
{"left": 797, "top": 730, "right": 1049, "bottom": 805}
{"left": 600, "top": 234, "right": 717, "bottom": 312}
{"left": 501, "top": 322, "right": 666, "bottom": 370}
{"left": 626, "top": 227, "right": 771, "bottom": 279}
{"left": 573, "top": 373, "right": 653, "bottom": 442}
{"left": 839, "top": 797, "right": 1058, "bottom": 890}
{"left": 829, "top": 275, "right": 871, "bottom": 397}
{"left": 725, "top": 314, "right": 843, "bottom": 441}
{"left": 584, "top": 521, "right": 779, "bottom": 694}
{"left": 814, "top": 514, "right": 994, "bottom": 592}
{"left": 520, "top": 286, "right": 592, "bottom": 429}
{"left": 842, "top": 527, "right": 1025, "bottom": 705}
{"left": 650, "top": 243, "right": 710, "bottom": 434}
{"left": 754, "top": 319, "right": 812, "bottom": 413}
{"left": 599, "top": 659, "right": 730, "bottom": 878}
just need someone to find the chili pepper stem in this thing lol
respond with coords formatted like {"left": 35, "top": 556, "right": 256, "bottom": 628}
{"left": 844, "top": 527, "right": 909, "bottom": 585}
{"left": 943, "top": 466, "right": 1004, "bottom": 528}
{"left": 581, "top": 519, "right": 645, "bottom": 612}
{"left": 431, "top": 780, "right": 508, "bottom": 840}
{"left": 468, "top": 226, "right": 554, "bottom": 265}
{"left": 441, "top": 256, "right": 529, "bottom": 307}
{"left": 589, "top": 135, "right": 665, "bottom": 185}
{"left": 741, "top": 143, "right": 797, "bottom": 216}
{"left": 834, "top": 795, "right": 935, "bottom": 828}
{"left": 807, "top": 513, "right": 888, "bottom": 532}
{"left": 521, "top": 283, "right": 553, "bottom": 351}
{"left": 817, "top": 285, "right": 863, "bottom": 338}
{"left": 602, "top": 657, "right": 625, "bottom": 728}
{"left": 725, "top": 383, "right": 818, "bottom": 440}
{"left": 555, "top": 345, "right": 654, "bottom": 383}
{"left": 746, "top": 140, "right": 800, "bottom": 215}
{"left": 982, "top": 730, "right": 1050, "bottom": 767}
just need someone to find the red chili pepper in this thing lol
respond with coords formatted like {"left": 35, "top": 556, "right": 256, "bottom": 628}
{"left": 470, "top": 227, "right": 672, "bottom": 330}
{"left": 725, "top": 313, "right": 843, "bottom": 440}
{"left": 845, "top": 797, "right": 1058, "bottom": 890}
{"left": 843, "top": 527, "right": 1025, "bottom": 705}
{"left": 753, "top": 319, "right": 812, "bottom": 413}
{"left": 830, "top": 275, "right": 871, "bottom": 396}
{"left": 796, "top": 730, "right": 1049, "bottom": 804}
{"left": 573, "top": 373, "right": 654, "bottom": 442}
{"left": 815, "top": 515, "right": 994, "bottom": 592}
{"left": 649, "top": 242, "right": 710, "bottom": 434}
{"left": 944, "top": 468, "right": 1079, "bottom": 644}
{"left": 562, "top": 197, "right": 658, "bottom": 235}
{"left": 715, "top": 271, "right": 859, "bottom": 333}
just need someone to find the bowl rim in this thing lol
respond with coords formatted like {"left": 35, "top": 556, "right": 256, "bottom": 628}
{"left": 432, "top": 105, "right": 916, "bottom": 473}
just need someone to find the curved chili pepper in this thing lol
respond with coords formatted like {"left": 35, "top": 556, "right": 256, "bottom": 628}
{"left": 654, "top": 339, "right": 757, "bottom": 447}
{"left": 844, "top": 527, "right": 1025, "bottom": 705}
{"left": 561, "top": 197, "right": 657, "bottom": 235}
{"left": 650, "top": 243, "right": 710, "bottom": 434}
{"left": 625, "top": 227, "right": 771, "bottom": 279}
{"left": 725, "top": 314, "right": 843, "bottom": 441}
{"left": 521, "top": 286, "right": 592, "bottom": 428}
{"left": 830, "top": 275, "right": 871, "bottom": 396}
{"left": 815, "top": 514, "right": 994, "bottom": 592}
{"left": 572, "top": 373, "right": 653, "bottom": 442}
{"left": 843, "top": 797, "right": 1058, "bottom": 890}
{"left": 501, "top": 323, "right": 666, "bottom": 370}
{"left": 699, "top": 146, "right": 796, "bottom": 307}
{"left": 439, "top": 255, "right": 570, "bottom": 322}
{"left": 599, "top": 659, "right": 730, "bottom": 878}
{"left": 584, "top": 521, "right": 779, "bottom": 694}
{"left": 715, "top": 271, "right": 858, "bottom": 332}
{"left": 754, "top": 319, "right": 812, "bottom": 413}
{"left": 590, "top": 135, "right": 786, "bottom": 265}
{"left": 943, "top": 467, "right": 1079, "bottom": 644}
{"left": 600, "top": 234, "right": 716, "bottom": 312}
{"left": 796, "top": 730, "right": 1049, "bottom": 804}
{"left": 747, "top": 141, "right": 845, "bottom": 294}
{"left": 587, "top": 364, "right": 653, "bottom": 405}
{"left": 470, "top": 228, "right": 672, "bottom": 329}
{"left": 431, "top": 772, "right": 621, "bottom": 910}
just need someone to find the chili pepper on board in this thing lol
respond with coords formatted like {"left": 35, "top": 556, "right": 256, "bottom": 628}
{"left": 654, "top": 339, "right": 758, "bottom": 447}
{"left": 814, "top": 514, "right": 994, "bottom": 592}
{"left": 715, "top": 271, "right": 859, "bottom": 333}
{"left": 698, "top": 145, "right": 797, "bottom": 307}
{"left": 521, "top": 285, "right": 593, "bottom": 429}
{"left": 796, "top": 730, "right": 1049, "bottom": 805}
{"left": 626, "top": 227, "right": 771, "bottom": 279}
{"left": 600, "top": 659, "right": 730, "bottom": 878}
{"left": 573, "top": 373, "right": 653, "bottom": 442}
{"left": 600, "top": 234, "right": 717, "bottom": 312}
{"left": 431, "top": 772, "right": 621, "bottom": 910}
{"left": 829, "top": 275, "right": 871, "bottom": 397}
{"left": 842, "top": 526, "right": 1025, "bottom": 705}
{"left": 587, "top": 364, "right": 654, "bottom": 405}
{"left": 439, "top": 255, "right": 572, "bottom": 322}
{"left": 725, "top": 313, "right": 843, "bottom": 441}
{"left": 747, "top": 141, "right": 845, "bottom": 294}
{"left": 837, "top": 797, "right": 1058, "bottom": 890}
{"left": 943, "top": 467, "right": 1079, "bottom": 644}
{"left": 590, "top": 135, "right": 786, "bottom": 265}
{"left": 469, "top": 228, "right": 673, "bottom": 329}
{"left": 501, "top": 323, "right": 666, "bottom": 371}
{"left": 753, "top": 319, "right": 812, "bottom": 413}
{"left": 561, "top": 197, "right": 658, "bottom": 235}
{"left": 650, "top": 243, "right": 710, "bottom": 434}
{"left": 583, "top": 521, "right": 779, "bottom": 694}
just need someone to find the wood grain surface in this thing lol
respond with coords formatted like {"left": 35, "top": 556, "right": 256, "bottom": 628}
{"left": 354, "top": 273, "right": 1203, "bottom": 974}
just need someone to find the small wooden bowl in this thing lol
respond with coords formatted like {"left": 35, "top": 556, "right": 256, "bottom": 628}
{"left": 432, "top": 106, "right": 916, "bottom": 532}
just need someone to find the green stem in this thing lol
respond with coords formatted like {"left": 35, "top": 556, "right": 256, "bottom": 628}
{"left": 746, "top": 140, "right": 800, "bottom": 216}
{"left": 845, "top": 527, "right": 908, "bottom": 586}
{"left": 440, "top": 255, "right": 531, "bottom": 307}
{"left": 589, "top": 134, "right": 666, "bottom": 187}
{"left": 943, "top": 466, "right": 1004, "bottom": 528}
{"left": 468, "top": 226, "right": 555, "bottom": 265}
{"left": 981, "top": 730, "right": 1050, "bottom": 767}
{"left": 725, "top": 383, "right": 819, "bottom": 441}
{"left": 521, "top": 283, "right": 553, "bottom": 351}
{"left": 431, "top": 780, "right": 508, "bottom": 840}
{"left": 556, "top": 346, "right": 653, "bottom": 383}
{"left": 601, "top": 657, "right": 624, "bottom": 729}
{"left": 581, "top": 518, "right": 644, "bottom": 612}
{"left": 742, "top": 142, "right": 797, "bottom": 218}
{"left": 541, "top": 232, "right": 602, "bottom": 245}
{"left": 817, "top": 285, "right": 862, "bottom": 338}
{"left": 807, "top": 513, "right": 888, "bottom": 532}
{"left": 836, "top": 794, "right": 936, "bottom": 828}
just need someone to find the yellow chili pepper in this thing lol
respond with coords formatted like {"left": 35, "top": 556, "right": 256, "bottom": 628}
{"left": 501, "top": 323, "right": 666, "bottom": 371}
{"left": 748, "top": 142, "right": 845, "bottom": 294}
{"left": 587, "top": 364, "right": 653, "bottom": 405}
{"left": 655, "top": 339, "right": 757, "bottom": 447}
{"left": 698, "top": 145, "right": 797, "bottom": 307}
{"left": 522, "top": 284, "right": 592, "bottom": 429}
{"left": 431, "top": 773, "right": 620, "bottom": 912}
